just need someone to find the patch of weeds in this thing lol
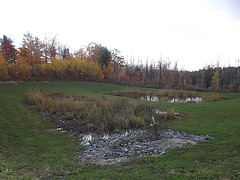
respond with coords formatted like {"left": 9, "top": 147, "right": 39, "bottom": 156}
{"left": 66, "top": 112, "right": 74, "bottom": 120}
{"left": 131, "top": 117, "right": 145, "bottom": 127}
{"left": 25, "top": 91, "right": 178, "bottom": 134}
{"left": 136, "top": 137, "right": 144, "bottom": 142}
{"left": 202, "top": 93, "right": 220, "bottom": 102}
{"left": 111, "top": 144, "right": 119, "bottom": 150}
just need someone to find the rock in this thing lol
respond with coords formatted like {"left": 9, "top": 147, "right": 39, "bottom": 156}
{"left": 83, "top": 142, "right": 90, "bottom": 147}
{"left": 81, "top": 158, "right": 87, "bottom": 163}
{"left": 204, "top": 135, "right": 213, "bottom": 140}
{"left": 80, "top": 140, "right": 88, "bottom": 146}
{"left": 78, "top": 129, "right": 214, "bottom": 166}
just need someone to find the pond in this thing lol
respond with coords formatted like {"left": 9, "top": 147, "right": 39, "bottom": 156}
{"left": 140, "top": 95, "right": 203, "bottom": 103}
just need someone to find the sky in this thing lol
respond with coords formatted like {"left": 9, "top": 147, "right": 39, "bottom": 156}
{"left": 1, "top": 0, "right": 240, "bottom": 71}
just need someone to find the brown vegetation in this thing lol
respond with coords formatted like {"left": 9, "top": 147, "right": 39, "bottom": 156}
{"left": 25, "top": 91, "right": 178, "bottom": 134}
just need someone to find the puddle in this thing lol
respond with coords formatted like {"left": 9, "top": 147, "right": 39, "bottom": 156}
{"left": 140, "top": 95, "right": 203, "bottom": 103}
{"left": 83, "top": 133, "right": 93, "bottom": 141}
{"left": 82, "top": 130, "right": 134, "bottom": 142}
{"left": 155, "top": 109, "right": 168, "bottom": 115}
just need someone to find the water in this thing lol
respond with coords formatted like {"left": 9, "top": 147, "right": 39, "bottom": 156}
{"left": 155, "top": 109, "right": 167, "bottom": 115}
{"left": 82, "top": 129, "right": 133, "bottom": 142}
{"left": 83, "top": 133, "right": 93, "bottom": 141}
{"left": 140, "top": 95, "right": 203, "bottom": 103}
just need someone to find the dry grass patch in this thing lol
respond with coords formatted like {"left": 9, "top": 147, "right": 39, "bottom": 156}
{"left": 25, "top": 91, "right": 178, "bottom": 134}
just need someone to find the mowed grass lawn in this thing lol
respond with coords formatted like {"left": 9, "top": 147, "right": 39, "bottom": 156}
{"left": 0, "top": 81, "right": 240, "bottom": 179}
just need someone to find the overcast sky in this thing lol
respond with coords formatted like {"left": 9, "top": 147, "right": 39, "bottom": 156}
{"left": 1, "top": 0, "right": 240, "bottom": 70}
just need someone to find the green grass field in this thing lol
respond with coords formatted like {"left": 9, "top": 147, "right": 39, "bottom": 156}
{"left": 0, "top": 81, "right": 240, "bottom": 179}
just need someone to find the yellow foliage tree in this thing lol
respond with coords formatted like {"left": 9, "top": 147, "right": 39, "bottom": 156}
{"left": 17, "top": 58, "right": 31, "bottom": 80}
{"left": 0, "top": 52, "right": 9, "bottom": 80}
{"left": 98, "top": 68, "right": 104, "bottom": 81}
{"left": 51, "top": 57, "right": 64, "bottom": 79}
{"left": 103, "top": 59, "right": 113, "bottom": 81}
{"left": 211, "top": 70, "right": 221, "bottom": 90}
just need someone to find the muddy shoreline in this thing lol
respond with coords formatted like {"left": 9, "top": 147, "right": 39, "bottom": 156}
{"left": 26, "top": 102, "right": 214, "bottom": 166}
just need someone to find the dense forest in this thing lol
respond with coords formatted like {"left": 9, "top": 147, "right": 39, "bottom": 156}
{"left": 0, "top": 33, "right": 240, "bottom": 92}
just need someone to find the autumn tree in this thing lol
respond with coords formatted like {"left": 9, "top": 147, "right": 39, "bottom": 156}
{"left": 58, "top": 44, "right": 71, "bottom": 60}
{"left": 103, "top": 59, "right": 113, "bottom": 81}
{"left": 0, "top": 51, "right": 9, "bottom": 80}
{"left": 16, "top": 56, "right": 31, "bottom": 80}
{"left": 43, "top": 35, "right": 57, "bottom": 63}
{"left": 178, "top": 71, "right": 185, "bottom": 89}
{"left": 211, "top": 70, "right": 221, "bottom": 90}
{"left": 111, "top": 48, "right": 124, "bottom": 70}
{"left": 19, "top": 33, "right": 45, "bottom": 78}
{"left": 75, "top": 48, "right": 86, "bottom": 60}
{"left": 2, "top": 32, "right": 240, "bottom": 92}
{"left": 158, "top": 60, "right": 171, "bottom": 88}
{"left": 110, "top": 49, "right": 124, "bottom": 82}
{"left": 85, "top": 43, "right": 112, "bottom": 68}
{"left": 158, "top": 59, "right": 163, "bottom": 87}
{"left": 0, "top": 35, "right": 17, "bottom": 64}
{"left": 164, "top": 73, "right": 172, "bottom": 88}
{"left": 85, "top": 42, "right": 101, "bottom": 62}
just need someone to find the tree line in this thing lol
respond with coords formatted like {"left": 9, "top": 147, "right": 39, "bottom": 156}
{"left": 0, "top": 33, "right": 240, "bottom": 92}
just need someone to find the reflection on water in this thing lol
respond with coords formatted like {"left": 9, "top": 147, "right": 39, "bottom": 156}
{"left": 82, "top": 129, "right": 133, "bottom": 142}
{"left": 140, "top": 95, "right": 203, "bottom": 103}
{"left": 155, "top": 109, "right": 167, "bottom": 115}
{"left": 83, "top": 133, "right": 93, "bottom": 141}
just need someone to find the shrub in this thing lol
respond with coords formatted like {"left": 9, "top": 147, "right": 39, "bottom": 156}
{"left": 202, "top": 93, "right": 219, "bottom": 102}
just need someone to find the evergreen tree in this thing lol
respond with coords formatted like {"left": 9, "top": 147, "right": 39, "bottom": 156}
{"left": 204, "top": 66, "right": 214, "bottom": 88}
{"left": 0, "top": 35, "right": 17, "bottom": 64}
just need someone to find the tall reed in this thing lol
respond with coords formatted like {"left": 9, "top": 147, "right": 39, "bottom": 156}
{"left": 25, "top": 91, "right": 177, "bottom": 134}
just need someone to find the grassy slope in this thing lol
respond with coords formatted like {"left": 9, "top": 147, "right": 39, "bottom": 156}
{"left": 0, "top": 82, "right": 83, "bottom": 179}
{"left": 0, "top": 81, "right": 240, "bottom": 179}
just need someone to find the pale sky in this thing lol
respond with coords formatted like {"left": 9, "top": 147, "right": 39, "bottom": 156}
{"left": 1, "top": 0, "right": 240, "bottom": 70}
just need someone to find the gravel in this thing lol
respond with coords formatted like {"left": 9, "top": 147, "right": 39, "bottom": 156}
{"left": 78, "top": 129, "right": 214, "bottom": 165}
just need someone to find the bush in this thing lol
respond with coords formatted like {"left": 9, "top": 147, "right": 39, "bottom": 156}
{"left": 202, "top": 93, "right": 219, "bottom": 102}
